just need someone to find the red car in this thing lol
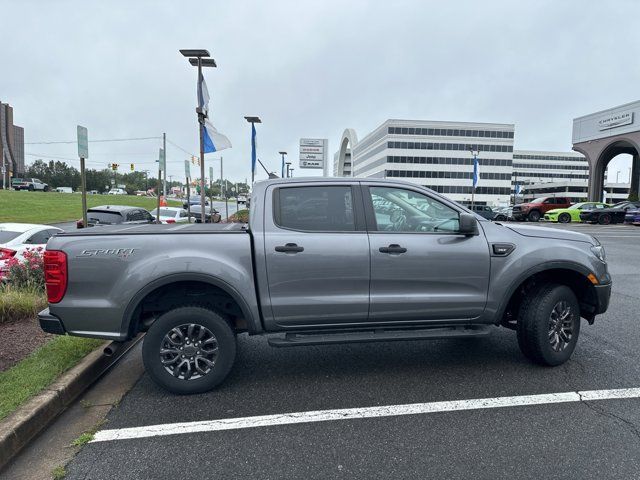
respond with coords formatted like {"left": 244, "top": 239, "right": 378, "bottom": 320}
{"left": 511, "top": 197, "right": 571, "bottom": 222}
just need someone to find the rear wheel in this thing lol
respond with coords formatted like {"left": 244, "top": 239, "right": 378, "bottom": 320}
{"left": 527, "top": 210, "right": 541, "bottom": 222}
{"left": 517, "top": 284, "right": 581, "bottom": 366}
{"left": 142, "top": 306, "right": 236, "bottom": 394}
{"left": 598, "top": 214, "right": 611, "bottom": 225}
{"left": 558, "top": 213, "right": 571, "bottom": 224}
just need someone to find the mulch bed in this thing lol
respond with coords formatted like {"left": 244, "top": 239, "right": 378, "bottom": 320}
{"left": 0, "top": 317, "right": 53, "bottom": 372}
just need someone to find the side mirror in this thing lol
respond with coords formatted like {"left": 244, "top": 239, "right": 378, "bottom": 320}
{"left": 458, "top": 213, "right": 479, "bottom": 236}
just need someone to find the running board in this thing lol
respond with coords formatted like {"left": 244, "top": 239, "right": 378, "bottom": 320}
{"left": 268, "top": 325, "right": 491, "bottom": 347}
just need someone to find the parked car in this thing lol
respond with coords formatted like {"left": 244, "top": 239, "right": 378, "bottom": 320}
{"left": 12, "top": 178, "right": 49, "bottom": 191}
{"left": 77, "top": 205, "right": 156, "bottom": 228}
{"left": 55, "top": 187, "right": 74, "bottom": 193}
{"left": 579, "top": 201, "right": 640, "bottom": 225}
{"left": 512, "top": 197, "right": 571, "bottom": 222}
{"left": 107, "top": 188, "right": 127, "bottom": 195}
{"left": 624, "top": 208, "right": 640, "bottom": 224}
{"left": 188, "top": 205, "right": 221, "bottom": 223}
{"left": 466, "top": 204, "right": 495, "bottom": 220}
{"left": 39, "top": 178, "right": 611, "bottom": 394}
{"left": 492, "top": 206, "right": 513, "bottom": 222}
{"left": 0, "top": 223, "right": 62, "bottom": 278}
{"left": 149, "top": 207, "right": 190, "bottom": 224}
{"left": 544, "top": 202, "right": 610, "bottom": 223}
{"left": 182, "top": 195, "right": 210, "bottom": 209}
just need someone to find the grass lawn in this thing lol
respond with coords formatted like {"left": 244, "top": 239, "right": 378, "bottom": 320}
{"left": 0, "top": 190, "right": 181, "bottom": 224}
{"left": 0, "top": 335, "right": 104, "bottom": 421}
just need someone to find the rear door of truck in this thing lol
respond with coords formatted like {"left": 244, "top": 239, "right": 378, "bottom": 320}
{"left": 261, "top": 182, "right": 370, "bottom": 329}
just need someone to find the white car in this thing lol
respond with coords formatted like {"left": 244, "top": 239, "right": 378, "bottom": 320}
{"left": 149, "top": 207, "right": 190, "bottom": 224}
{"left": 107, "top": 188, "right": 127, "bottom": 195}
{"left": 0, "top": 223, "right": 63, "bottom": 277}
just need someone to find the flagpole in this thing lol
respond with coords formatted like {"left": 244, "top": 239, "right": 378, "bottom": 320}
{"left": 197, "top": 57, "right": 207, "bottom": 223}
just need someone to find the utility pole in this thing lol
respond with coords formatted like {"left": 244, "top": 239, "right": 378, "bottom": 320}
{"left": 163, "top": 133, "right": 167, "bottom": 197}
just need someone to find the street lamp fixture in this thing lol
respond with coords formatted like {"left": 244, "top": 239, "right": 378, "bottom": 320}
{"left": 180, "top": 48, "right": 217, "bottom": 223}
{"left": 279, "top": 151, "right": 287, "bottom": 178}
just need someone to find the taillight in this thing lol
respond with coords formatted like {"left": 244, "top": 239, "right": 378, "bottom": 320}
{"left": 0, "top": 248, "right": 16, "bottom": 260}
{"left": 44, "top": 250, "right": 68, "bottom": 303}
{"left": 165, "top": 219, "right": 176, "bottom": 224}
{"left": 76, "top": 219, "right": 84, "bottom": 229}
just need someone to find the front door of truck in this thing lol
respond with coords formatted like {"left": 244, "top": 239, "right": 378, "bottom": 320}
{"left": 264, "top": 184, "right": 370, "bottom": 329}
{"left": 363, "top": 184, "right": 490, "bottom": 323}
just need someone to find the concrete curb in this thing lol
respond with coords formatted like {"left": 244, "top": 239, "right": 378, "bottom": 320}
{"left": 0, "top": 335, "right": 143, "bottom": 471}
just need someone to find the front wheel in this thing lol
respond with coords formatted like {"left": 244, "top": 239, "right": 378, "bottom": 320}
{"left": 517, "top": 284, "right": 581, "bottom": 366}
{"left": 558, "top": 213, "right": 571, "bottom": 224}
{"left": 142, "top": 306, "right": 236, "bottom": 394}
{"left": 527, "top": 210, "right": 541, "bottom": 222}
{"left": 598, "top": 214, "right": 611, "bottom": 225}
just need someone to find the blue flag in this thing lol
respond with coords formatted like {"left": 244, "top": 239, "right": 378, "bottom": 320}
{"left": 472, "top": 156, "right": 479, "bottom": 188}
{"left": 251, "top": 123, "right": 257, "bottom": 175}
{"left": 202, "top": 119, "right": 231, "bottom": 153}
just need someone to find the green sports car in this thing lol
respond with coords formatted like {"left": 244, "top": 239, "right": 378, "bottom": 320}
{"left": 544, "top": 202, "right": 610, "bottom": 223}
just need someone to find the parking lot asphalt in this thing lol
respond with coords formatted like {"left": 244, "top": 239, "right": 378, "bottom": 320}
{"left": 62, "top": 223, "right": 640, "bottom": 479}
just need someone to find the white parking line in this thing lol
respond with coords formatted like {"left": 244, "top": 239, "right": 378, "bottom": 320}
{"left": 91, "top": 387, "right": 640, "bottom": 443}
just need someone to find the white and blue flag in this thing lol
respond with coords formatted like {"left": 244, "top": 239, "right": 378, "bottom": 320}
{"left": 515, "top": 183, "right": 522, "bottom": 195}
{"left": 203, "top": 119, "right": 232, "bottom": 153}
{"left": 472, "top": 155, "right": 479, "bottom": 188}
{"left": 197, "top": 71, "right": 210, "bottom": 116}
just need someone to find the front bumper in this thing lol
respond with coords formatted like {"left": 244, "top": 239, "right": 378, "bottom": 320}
{"left": 593, "top": 283, "right": 612, "bottom": 315}
{"left": 38, "top": 308, "right": 66, "bottom": 335}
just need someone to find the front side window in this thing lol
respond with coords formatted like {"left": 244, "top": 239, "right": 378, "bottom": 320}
{"left": 369, "top": 187, "right": 459, "bottom": 233}
{"left": 276, "top": 186, "right": 355, "bottom": 231}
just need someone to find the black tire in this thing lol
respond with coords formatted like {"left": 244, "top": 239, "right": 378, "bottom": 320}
{"left": 527, "top": 210, "right": 541, "bottom": 222}
{"left": 142, "top": 306, "right": 236, "bottom": 394}
{"left": 43, "top": 185, "right": 49, "bottom": 192}
{"left": 558, "top": 213, "right": 571, "bottom": 224}
{"left": 598, "top": 214, "right": 611, "bottom": 225}
{"left": 517, "top": 284, "right": 581, "bottom": 366}
{"left": 28, "top": 185, "right": 34, "bottom": 191}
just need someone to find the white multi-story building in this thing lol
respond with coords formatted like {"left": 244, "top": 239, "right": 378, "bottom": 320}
{"left": 512, "top": 150, "right": 589, "bottom": 194}
{"left": 334, "top": 120, "right": 515, "bottom": 206}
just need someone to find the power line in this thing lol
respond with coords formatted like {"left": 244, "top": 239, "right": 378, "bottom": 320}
{"left": 25, "top": 136, "right": 161, "bottom": 145}
{"left": 165, "top": 138, "right": 196, "bottom": 157}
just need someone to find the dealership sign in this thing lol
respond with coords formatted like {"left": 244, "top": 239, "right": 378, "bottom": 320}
{"left": 598, "top": 110, "right": 634, "bottom": 130}
{"left": 299, "top": 138, "right": 327, "bottom": 169}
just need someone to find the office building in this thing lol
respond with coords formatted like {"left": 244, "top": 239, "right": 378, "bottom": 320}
{"left": 334, "top": 120, "right": 515, "bottom": 206}
{"left": 0, "top": 101, "right": 25, "bottom": 188}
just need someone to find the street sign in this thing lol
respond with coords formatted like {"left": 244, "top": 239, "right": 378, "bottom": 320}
{"left": 299, "top": 138, "right": 327, "bottom": 169}
{"left": 159, "top": 148, "right": 166, "bottom": 171}
{"left": 185, "top": 159, "right": 190, "bottom": 178}
{"left": 77, "top": 125, "right": 88, "bottom": 159}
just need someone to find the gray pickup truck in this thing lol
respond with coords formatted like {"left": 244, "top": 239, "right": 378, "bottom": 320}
{"left": 39, "top": 178, "right": 611, "bottom": 394}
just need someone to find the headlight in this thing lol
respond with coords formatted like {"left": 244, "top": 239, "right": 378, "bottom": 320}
{"left": 591, "top": 245, "right": 606, "bottom": 262}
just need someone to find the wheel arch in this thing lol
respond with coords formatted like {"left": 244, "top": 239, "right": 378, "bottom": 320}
{"left": 120, "top": 273, "right": 262, "bottom": 338}
{"left": 497, "top": 261, "right": 599, "bottom": 326}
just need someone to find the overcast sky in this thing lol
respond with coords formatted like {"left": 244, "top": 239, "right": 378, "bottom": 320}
{"left": 1, "top": 0, "right": 639, "bottom": 184}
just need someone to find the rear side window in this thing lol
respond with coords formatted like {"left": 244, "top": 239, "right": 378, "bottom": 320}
{"left": 275, "top": 186, "right": 355, "bottom": 231}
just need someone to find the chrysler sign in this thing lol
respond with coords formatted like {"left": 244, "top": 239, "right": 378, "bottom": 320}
{"left": 299, "top": 138, "right": 328, "bottom": 169}
{"left": 598, "top": 110, "right": 634, "bottom": 131}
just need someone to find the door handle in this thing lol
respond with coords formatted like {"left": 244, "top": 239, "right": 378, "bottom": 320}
{"left": 275, "top": 243, "right": 304, "bottom": 253}
{"left": 379, "top": 244, "right": 407, "bottom": 254}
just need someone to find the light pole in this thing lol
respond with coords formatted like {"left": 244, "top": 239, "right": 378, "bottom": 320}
{"left": 279, "top": 151, "right": 287, "bottom": 178}
{"left": 285, "top": 161, "right": 291, "bottom": 178}
{"left": 245, "top": 116, "right": 261, "bottom": 184}
{"left": 180, "top": 49, "right": 217, "bottom": 223}
{"left": 470, "top": 149, "right": 479, "bottom": 209}
{"left": 289, "top": 167, "right": 294, "bottom": 178}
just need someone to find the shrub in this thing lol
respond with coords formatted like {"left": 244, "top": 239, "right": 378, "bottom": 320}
{"left": 5, "top": 247, "right": 45, "bottom": 291}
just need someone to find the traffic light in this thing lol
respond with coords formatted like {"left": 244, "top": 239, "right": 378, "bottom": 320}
{"left": 130, "top": 163, "right": 134, "bottom": 171}
{"left": 111, "top": 163, "right": 119, "bottom": 171}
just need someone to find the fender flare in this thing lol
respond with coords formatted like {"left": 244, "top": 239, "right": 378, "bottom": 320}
{"left": 120, "top": 272, "right": 261, "bottom": 337}
{"left": 494, "top": 260, "right": 593, "bottom": 322}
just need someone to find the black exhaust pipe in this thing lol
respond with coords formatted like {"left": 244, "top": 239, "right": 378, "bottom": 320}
{"left": 103, "top": 343, "right": 120, "bottom": 357}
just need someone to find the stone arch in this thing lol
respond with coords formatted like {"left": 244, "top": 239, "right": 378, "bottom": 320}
{"left": 336, "top": 128, "right": 358, "bottom": 177}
